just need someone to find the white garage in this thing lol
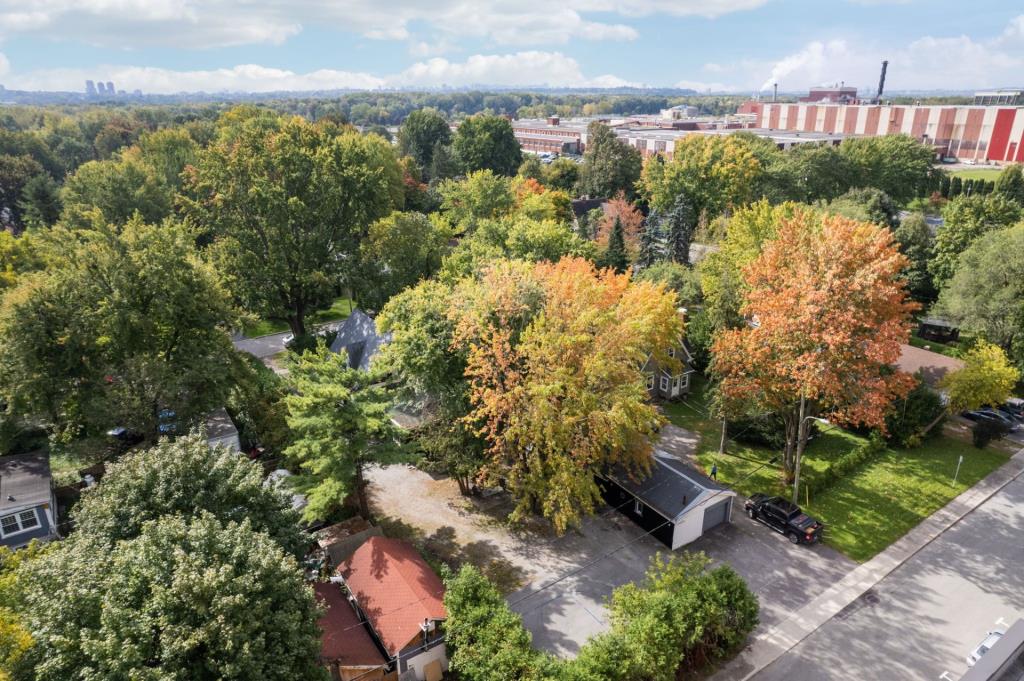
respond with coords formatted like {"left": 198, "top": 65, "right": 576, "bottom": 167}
{"left": 600, "top": 451, "right": 737, "bottom": 550}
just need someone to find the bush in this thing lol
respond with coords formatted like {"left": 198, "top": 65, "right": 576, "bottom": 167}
{"left": 973, "top": 419, "right": 1010, "bottom": 448}
{"left": 884, "top": 379, "right": 945, "bottom": 448}
{"left": 808, "top": 431, "right": 886, "bottom": 495}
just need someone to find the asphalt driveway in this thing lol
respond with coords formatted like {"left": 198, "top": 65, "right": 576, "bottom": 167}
{"left": 510, "top": 503, "right": 855, "bottom": 657}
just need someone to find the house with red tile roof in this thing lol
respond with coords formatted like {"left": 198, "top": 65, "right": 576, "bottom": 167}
{"left": 313, "top": 582, "right": 387, "bottom": 681}
{"left": 337, "top": 536, "right": 447, "bottom": 681}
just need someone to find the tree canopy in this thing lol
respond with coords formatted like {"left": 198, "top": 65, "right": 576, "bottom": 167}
{"left": 452, "top": 114, "right": 522, "bottom": 177}
{"left": 397, "top": 108, "right": 451, "bottom": 176}
{"left": 72, "top": 433, "right": 305, "bottom": 555}
{"left": 941, "top": 342, "right": 1020, "bottom": 412}
{"left": 183, "top": 113, "right": 403, "bottom": 336}
{"left": 578, "top": 122, "right": 642, "bottom": 199}
{"left": 712, "top": 209, "right": 916, "bottom": 479}
{"left": 450, "top": 257, "right": 681, "bottom": 531}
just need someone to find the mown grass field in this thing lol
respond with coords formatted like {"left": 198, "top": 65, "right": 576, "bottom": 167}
{"left": 663, "top": 375, "right": 1010, "bottom": 562}
{"left": 948, "top": 167, "right": 1001, "bottom": 181}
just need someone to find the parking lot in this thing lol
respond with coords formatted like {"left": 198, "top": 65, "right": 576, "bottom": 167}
{"left": 366, "top": 461, "right": 855, "bottom": 659}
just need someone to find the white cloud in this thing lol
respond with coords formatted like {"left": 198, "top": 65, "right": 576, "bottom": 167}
{"left": 3, "top": 51, "right": 637, "bottom": 93}
{"left": 0, "top": 0, "right": 765, "bottom": 50}
{"left": 675, "top": 78, "right": 732, "bottom": 92}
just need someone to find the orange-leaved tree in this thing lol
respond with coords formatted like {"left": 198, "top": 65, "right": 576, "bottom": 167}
{"left": 450, "top": 256, "right": 682, "bottom": 532}
{"left": 711, "top": 209, "right": 917, "bottom": 483}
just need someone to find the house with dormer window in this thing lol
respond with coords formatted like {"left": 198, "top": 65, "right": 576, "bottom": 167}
{"left": 642, "top": 337, "right": 695, "bottom": 400}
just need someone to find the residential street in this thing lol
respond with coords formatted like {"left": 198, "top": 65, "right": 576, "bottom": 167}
{"left": 231, "top": 321, "right": 344, "bottom": 359}
{"left": 748, "top": 468, "right": 1024, "bottom": 681}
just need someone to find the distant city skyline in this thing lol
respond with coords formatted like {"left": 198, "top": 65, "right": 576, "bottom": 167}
{"left": 0, "top": 1, "right": 1021, "bottom": 95}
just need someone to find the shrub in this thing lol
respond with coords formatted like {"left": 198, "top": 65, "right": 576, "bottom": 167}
{"left": 884, "top": 379, "right": 945, "bottom": 448}
{"left": 972, "top": 419, "right": 1010, "bottom": 448}
{"left": 808, "top": 431, "right": 886, "bottom": 496}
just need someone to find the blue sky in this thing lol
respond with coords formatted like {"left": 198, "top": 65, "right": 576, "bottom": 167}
{"left": 0, "top": 1, "right": 1021, "bottom": 94}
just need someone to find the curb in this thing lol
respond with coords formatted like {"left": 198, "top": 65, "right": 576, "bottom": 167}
{"left": 713, "top": 446, "right": 1024, "bottom": 681}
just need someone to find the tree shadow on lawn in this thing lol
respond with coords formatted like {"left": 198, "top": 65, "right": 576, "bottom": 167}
{"left": 375, "top": 515, "right": 527, "bottom": 594}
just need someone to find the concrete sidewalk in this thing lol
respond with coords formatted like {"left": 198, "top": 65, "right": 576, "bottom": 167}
{"left": 713, "top": 446, "right": 1024, "bottom": 681}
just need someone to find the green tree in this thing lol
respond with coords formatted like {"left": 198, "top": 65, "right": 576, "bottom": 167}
{"left": 72, "top": 433, "right": 305, "bottom": 555}
{"left": 284, "top": 345, "right": 400, "bottom": 519}
{"left": 438, "top": 170, "right": 515, "bottom": 231}
{"left": 640, "top": 134, "right": 762, "bottom": 219}
{"left": 358, "top": 211, "right": 452, "bottom": 311}
{"left": 892, "top": 212, "right": 937, "bottom": 302}
{"left": 636, "top": 215, "right": 663, "bottom": 268}
{"left": 134, "top": 127, "right": 199, "bottom": 191}
{"left": 15, "top": 514, "right": 326, "bottom": 681}
{"left": 823, "top": 187, "right": 899, "bottom": 229}
{"left": 398, "top": 108, "right": 451, "bottom": 175}
{"left": 664, "top": 193, "right": 697, "bottom": 264}
{"left": 0, "top": 216, "right": 239, "bottom": 438}
{"left": 517, "top": 155, "right": 544, "bottom": 182}
{"left": 940, "top": 342, "right": 1020, "bottom": 412}
{"left": 61, "top": 155, "right": 172, "bottom": 226}
{"left": 950, "top": 175, "right": 963, "bottom": 198}
{"left": 542, "top": 157, "right": 581, "bottom": 194}
{"left": 602, "top": 216, "right": 629, "bottom": 273}
{"left": 443, "top": 565, "right": 553, "bottom": 681}
{"left": 17, "top": 174, "right": 62, "bottom": 228}
{"left": 428, "top": 140, "right": 459, "bottom": 181}
{"left": 184, "top": 115, "right": 402, "bottom": 336}
{"left": 930, "top": 194, "right": 1022, "bottom": 287}
{"left": 766, "top": 141, "right": 855, "bottom": 203}
{"left": 578, "top": 121, "right": 642, "bottom": 199}
{"left": 453, "top": 114, "right": 522, "bottom": 176}
{"left": 994, "top": 164, "right": 1024, "bottom": 204}
{"left": 636, "top": 261, "right": 703, "bottom": 308}
{"left": 0, "top": 155, "right": 44, "bottom": 230}
{"left": 838, "top": 134, "right": 936, "bottom": 204}
{"left": 936, "top": 224, "right": 1024, "bottom": 366}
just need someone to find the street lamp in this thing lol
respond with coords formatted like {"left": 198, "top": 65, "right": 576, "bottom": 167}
{"left": 792, "top": 413, "right": 830, "bottom": 506}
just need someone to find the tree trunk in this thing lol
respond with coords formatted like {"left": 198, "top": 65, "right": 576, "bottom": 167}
{"left": 782, "top": 415, "right": 797, "bottom": 484}
{"left": 718, "top": 419, "right": 728, "bottom": 455}
{"left": 791, "top": 393, "right": 808, "bottom": 505}
{"left": 287, "top": 299, "right": 307, "bottom": 338}
{"left": 354, "top": 464, "right": 371, "bottom": 519}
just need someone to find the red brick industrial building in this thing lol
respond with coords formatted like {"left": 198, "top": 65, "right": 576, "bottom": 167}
{"left": 744, "top": 101, "right": 1024, "bottom": 163}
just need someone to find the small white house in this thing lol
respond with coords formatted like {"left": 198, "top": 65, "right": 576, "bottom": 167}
{"left": 601, "top": 451, "right": 736, "bottom": 550}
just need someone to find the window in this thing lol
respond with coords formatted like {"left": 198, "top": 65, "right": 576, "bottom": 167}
{"left": 634, "top": 500, "right": 643, "bottom": 516}
{"left": 660, "top": 375, "right": 670, "bottom": 393}
{"left": 0, "top": 509, "right": 39, "bottom": 537}
{"left": 645, "top": 373, "right": 655, "bottom": 390}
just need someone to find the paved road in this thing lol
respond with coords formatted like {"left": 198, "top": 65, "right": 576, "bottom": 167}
{"left": 751, "top": 475, "right": 1024, "bottom": 681}
{"left": 231, "top": 321, "right": 344, "bottom": 359}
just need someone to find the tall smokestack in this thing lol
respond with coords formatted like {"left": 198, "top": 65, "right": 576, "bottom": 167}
{"left": 875, "top": 60, "right": 888, "bottom": 103}
{"left": 773, "top": 83, "right": 778, "bottom": 103}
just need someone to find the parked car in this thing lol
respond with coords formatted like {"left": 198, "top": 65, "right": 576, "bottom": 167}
{"left": 963, "top": 409, "right": 1019, "bottom": 431}
{"left": 966, "top": 630, "right": 1004, "bottom": 667}
{"left": 1003, "top": 398, "right": 1024, "bottom": 418}
{"left": 744, "top": 494, "right": 824, "bottom": 544}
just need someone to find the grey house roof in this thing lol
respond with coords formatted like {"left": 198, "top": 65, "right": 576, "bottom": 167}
{"left": 328, "top": 309, "right": 391, "bottom": 371}
{"left": 204, "top": 407, "right": 238, "bottom": 442}
{"left": 0, "top": 453, "right": 53, "bottom": 512}
{"left": 607, "top": 451, "right": 732, "bottom": 522}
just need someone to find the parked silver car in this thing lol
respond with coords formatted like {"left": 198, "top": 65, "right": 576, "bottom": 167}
{"left": 966, "top": 630, "right": 1003, "bottom": 667}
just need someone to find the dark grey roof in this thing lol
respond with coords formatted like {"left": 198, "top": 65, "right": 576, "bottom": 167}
{"left": 607, "top": 451, "right": 732, "bottom": 522}
{"left": 205, "top": 407, "right": 238, "bottom": 442}
{"left": 0, "top": 453, "right": 52, "bottom": 512}
{"left": 328, "top": 309, "right": 391, "bottom": 371}
{"left": 570, "top": 198, "right": 607, "bottom": 218}
{"left": 961, "top": 618, "right": 1024, "bottom": 681}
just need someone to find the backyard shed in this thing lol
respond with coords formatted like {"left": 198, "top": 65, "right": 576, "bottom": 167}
{"left": 601, "top": 451, "right": 736, "bottom": 550}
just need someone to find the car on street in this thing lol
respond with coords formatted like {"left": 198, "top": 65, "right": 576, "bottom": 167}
{"left": 1004, "top": 397, "right": 1024, "bottom": 419}
{"left": 966, "top": 630, "right": 1004, "bottom": 667}
{"left": 744, "top": 494, "right": 824, "bottom": 544}
{"left": 963, "top": 408, "right": 1020, "bottom": 431}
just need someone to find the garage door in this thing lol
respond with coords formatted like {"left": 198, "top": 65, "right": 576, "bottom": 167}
{"left": 701, "top": 499, "right": 731, "bottom": 533}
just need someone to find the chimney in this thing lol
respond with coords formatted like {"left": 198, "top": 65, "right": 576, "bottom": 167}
{"left": 772, "top": 83, "right": 778, "bottom": 103}
{"left": 548, "top": 116, "right": 560, "bottom": 126}
{"left": 875, "top": 60, "right": 888, "bottom": 103}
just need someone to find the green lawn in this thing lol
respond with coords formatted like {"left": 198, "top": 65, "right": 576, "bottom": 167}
{"left": 242, "top": 297, "right": 356, "bottom": 337}
{"left": 663, "top": 375, "right": 1010, "bottom": 562}
{"left": 949, "top": 167, "right": 1001, "bottom": 181}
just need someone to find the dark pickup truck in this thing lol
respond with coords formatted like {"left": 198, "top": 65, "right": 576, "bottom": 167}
{"left": 744, "top": 494, "right": 823, "bottom": 544}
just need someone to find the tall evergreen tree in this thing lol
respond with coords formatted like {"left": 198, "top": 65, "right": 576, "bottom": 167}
{"left": 604, "top": 216, "right": 628, "bottom": 273}
{"left": 950, "top": 175, "right": 963, "bottom": 197}
{"left": 17, "top": 174, "right": 62, "bottom": 228}
{"left": 664, "top": 194, "right": 696, "bottom": 265}
{"left": 637, "top": 214, "right": 663, "bottom": 268}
